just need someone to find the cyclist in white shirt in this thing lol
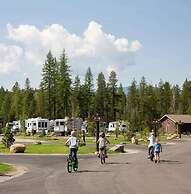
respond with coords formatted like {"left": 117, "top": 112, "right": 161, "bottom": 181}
{"left": 65, "top": 131, "right": 78, "bottom": 162}
{"left": 148, "top": 131, "right": 155, "bottom": 158}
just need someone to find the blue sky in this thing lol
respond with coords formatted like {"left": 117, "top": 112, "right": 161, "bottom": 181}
{"left": 0, "top": 0, "right": 191, "bottom": 89}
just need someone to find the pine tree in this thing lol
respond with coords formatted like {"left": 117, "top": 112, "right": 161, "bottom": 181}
{"left": 158, "top": 80, "right": 172, "bottom": 116}
{"left": 179, "top": 79, "right": 191, "bottom": 114}
{"left": 84, "top": 67, "right": 94, "bottom": 118}
{"left": 0, "top": 87, "right": 5, "bottom": 119}
{"left": 71, "top": 76, "right": 81, "bottom": 117}
{"left": 172, "top": 85, "right": 180, "bottom": 113}
{"left": 34, "top": 87, "right": 46, "bottom": 117}
{"left": 1, "top": 91, "right": 11, "bottom": 124}
{"left": 145, "top": 85, "right": 160, "bottom": 128}
{"left": 10, "top": 82, "right": 22, "bottom": 121}
{"left": 108, "top": 71, "right": 118, "bottom": 121}
{"left": 57, "top": 50, "right": 71, "bottom": 118}
{"left": 2, "top": 126, "right": 15, "bottom": 148}
{"left": 138, "top": 77, "right": 147, "bottom": 129}
{"left": 127, "top": 80, "right": 139, "bottom": 131}
{"left": 95, "top": 72, "right": 107, "bottom": 119}
{"left": 41, "top": 51, "right": 58, "bottom": 119}
{"left": 23, "top": 78, "right": 35, "bottom": 119}
{"left": 116, "top": 83, "right": 126, "bottom": 120}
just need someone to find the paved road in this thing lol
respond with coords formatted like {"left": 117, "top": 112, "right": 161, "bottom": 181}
{"left": 0, "top": 139, "right": 191, "bottom": 194}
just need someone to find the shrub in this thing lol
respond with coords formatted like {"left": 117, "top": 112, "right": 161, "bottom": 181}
{"left": 2, "top": 127, "right": 15, "bottom": 148}
{"left": 142, "top": 127, "right": 150, "bottom": 138}
{"left": 87, "top": 122, "right": 95, "bottom": 136}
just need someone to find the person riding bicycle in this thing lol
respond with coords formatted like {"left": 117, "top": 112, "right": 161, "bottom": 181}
{"left": 147, "top": 131, "right": 155, "bottom": 158}
{"left": 65, "top": 130, "right": 78, "bottom": 163}
{"left": 97, "top": 132, "right": 110, "bottom": 158}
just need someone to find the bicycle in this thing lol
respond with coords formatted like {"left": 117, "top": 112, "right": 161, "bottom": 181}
{"left": 148, "top": 146, "right": 154, "bottom": 162}
{"left": 67, "top": 153, "right": 78, "bottom": 173}
{"left": 100, "top": 148, "right": 106, "bottom": 164}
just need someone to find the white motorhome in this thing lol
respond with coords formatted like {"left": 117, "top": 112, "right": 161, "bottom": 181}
{"left": 54, "top": 119, "right": 66, "bottom": 133}
{"left": 26, "top": 118, "right": 50, "bottom": 134}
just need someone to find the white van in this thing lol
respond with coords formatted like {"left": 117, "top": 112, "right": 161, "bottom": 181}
{"left": 26, "top": 118, "right": 50, "bottom": 134}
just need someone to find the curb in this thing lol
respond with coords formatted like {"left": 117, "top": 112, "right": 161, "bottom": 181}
{"left": 0, "top": 164, "right": 27, "bottom": 183}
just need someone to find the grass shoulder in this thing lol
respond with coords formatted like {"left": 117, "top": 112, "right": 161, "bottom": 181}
{"left": 0, "top": 163, "right": 15, "bottom": 175}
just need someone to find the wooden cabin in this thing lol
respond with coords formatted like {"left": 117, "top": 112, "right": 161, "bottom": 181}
{"left": 159, "top": 114, "right": 191, "bottom": 134}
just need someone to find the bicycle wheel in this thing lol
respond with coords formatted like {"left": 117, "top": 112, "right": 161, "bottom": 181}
{"left": 100, "top": 150, "right": 105, "bottom": 164}
{"left": 67, "top": 158, "right": 72, "bottom": 173}
{"left": 73, "top": 158, "right": 78, "bottom": 172}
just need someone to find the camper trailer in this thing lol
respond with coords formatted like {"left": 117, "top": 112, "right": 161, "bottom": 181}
{"left": 108, "top": 122, "right": 116, "bottom": 132}
{"left": 54, "top": 119, "right": 66, "bottom": 135}
{"left": 26, "top": 118, "right": 50, "bottom": 134}
{"left": 108, "top": 121, "right": 126, "bottom": 132}
{"left": 12, "top": 121, "right": 22, "bottom": 133}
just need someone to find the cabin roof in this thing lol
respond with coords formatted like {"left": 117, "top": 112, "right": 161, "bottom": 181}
{"left": 159, "top": 114, "right": 191, "bottom": 124}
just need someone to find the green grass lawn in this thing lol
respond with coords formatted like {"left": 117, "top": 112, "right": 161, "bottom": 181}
{"left": 0, "top": 163, "right": 15, "bottom": 174}
{"left": 0, "top": 144, "right": 9, "bottom": 153}
{"left": 25, "top": 144, "right": 97, "bottom": 154}
{"left": 16, "top": 135, "right": 67, "bottom": 143}
{"left": 0, "top": 143, "right": 97, "bottom": 154}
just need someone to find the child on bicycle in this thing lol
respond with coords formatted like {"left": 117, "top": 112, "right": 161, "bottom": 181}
{"left": 154, "top": 138, "right": 162, "bottom": 163}
{"left": 65, "top": 130, "right": 78, "bottom": 162}
{"left": 97, "top": 132, "right": 110, "bottom": 158}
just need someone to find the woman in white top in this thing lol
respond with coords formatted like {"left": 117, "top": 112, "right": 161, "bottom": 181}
{"left": 148, "top": 131, "right": 155, "bottom": 157}
{"left": 65, "top": 131, "right": 78, "bottom": 161}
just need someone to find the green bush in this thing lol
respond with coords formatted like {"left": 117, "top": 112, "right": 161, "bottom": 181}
{"left": 2, "top": 127, "right": 15, "bottom": 148}
{"left": 87, "top": 121, "right": 95, "bottom": 136}
{"left": 142, "top": 127, "right": 150, "bottom": 138}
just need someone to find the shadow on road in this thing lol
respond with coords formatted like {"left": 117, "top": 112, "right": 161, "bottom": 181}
{"left": 160, "top": 159, "right": 182, "bottom": 164}
{"left": 106, "top": 162, "right": 130, "bottom": 165}
{"left": 77, "top": 170, "right": 110, "bottom": 173}
{"left": 0, "top": 174, "right": 11, "bottom": 177}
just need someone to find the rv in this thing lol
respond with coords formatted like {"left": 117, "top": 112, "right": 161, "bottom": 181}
{"left": 26, "top": 118, "right": 50, "bottom": 134}
{"left": 108, "top": 122, "right": 116, "bottom": 132}
{"left": 108, "top": 121, "right": 126, "bottom": 132}
{"left": 12, "top": 121, "right": 21, "bottom": 133}
{"left": 54, "top": 119, "right": 66, "bottom": 135}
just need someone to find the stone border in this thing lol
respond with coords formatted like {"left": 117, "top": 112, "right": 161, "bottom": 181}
{"left": 0, "top": 164, "right": 27, "bottom": 183}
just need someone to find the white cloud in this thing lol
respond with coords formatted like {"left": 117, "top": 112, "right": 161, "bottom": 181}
{"left": 0, "top": 21, "right": 142, "bottom": 82}
{"left": 0, "top": 43, "right": 23, "bottom": 73}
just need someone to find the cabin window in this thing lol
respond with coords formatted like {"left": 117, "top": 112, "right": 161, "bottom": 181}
{"left": 28, "top": 123, "right": 29, "bottom": 127}
{"left": 38, "top": 122, "right": 41, "bottom": 128}
{"left": 45, "top": 122, "right": 47, "bottom": 128}
{"left": 42, "top": 122, "right": 44, "bottom": 128}
{"left": 33, "top": 123, "right": 36, "bottom": 126}
{"left": 60, "top": 122, "right": 64, "bottom": 125}
{"left": 56, "top": 122, "right": 59, "bottom": 126}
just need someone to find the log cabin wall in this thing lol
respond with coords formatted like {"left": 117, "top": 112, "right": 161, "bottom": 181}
{"left": 161, "top": 118, "right": 177, "bottom": 134}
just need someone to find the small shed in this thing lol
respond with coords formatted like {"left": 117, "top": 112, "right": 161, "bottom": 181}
{"left": 159, "top": 114, "right": 191, "bottom": 134}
